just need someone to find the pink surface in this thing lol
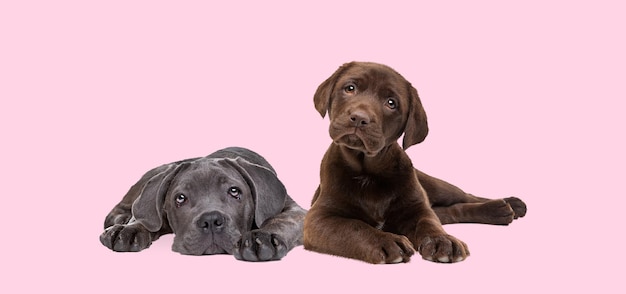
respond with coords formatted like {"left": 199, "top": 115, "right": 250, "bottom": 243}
{"left": 1, "top": 1, "right": 624, "bottom": 293}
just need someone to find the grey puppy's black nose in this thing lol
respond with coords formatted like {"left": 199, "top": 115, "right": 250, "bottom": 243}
{"left": 197, "top": 211, "right": 226, "bottom": 233}
{"left": 350, "top": 110, "right": 370, "bottom": 126}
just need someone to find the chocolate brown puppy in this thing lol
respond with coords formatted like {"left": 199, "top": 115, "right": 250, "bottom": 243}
{"left": 304, "top": 62, "right": 526, "bottom": 264}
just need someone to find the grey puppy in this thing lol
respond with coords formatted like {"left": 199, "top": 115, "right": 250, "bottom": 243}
{"left": 100, "top": 147, "right": 306, "bottom": 261}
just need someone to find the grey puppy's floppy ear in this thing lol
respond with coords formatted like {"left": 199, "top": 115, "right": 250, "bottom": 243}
{"left": 314, "top": 62, "right": 354, "bottom": 118}
{"left": 225, "top": 157, "right": 287, "bottom": 227}
{"left": 131, "top": 162, "right": 188, "bottom": 232}
{"left": 402, "top": 85, "right": 429, "bottom": 149}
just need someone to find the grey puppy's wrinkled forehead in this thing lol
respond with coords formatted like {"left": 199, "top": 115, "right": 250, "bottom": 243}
{"left": 174, "top": 159, "right": 248, "bottom": 189}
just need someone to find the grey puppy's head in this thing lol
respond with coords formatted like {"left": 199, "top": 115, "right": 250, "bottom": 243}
{"left": 130, "top": 157, "right": 287, "bottom": 255}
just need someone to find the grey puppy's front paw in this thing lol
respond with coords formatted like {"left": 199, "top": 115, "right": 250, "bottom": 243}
{"left": 233, "top": 230, "right": 287, "bottom": 262}
{"left": 100, "top": 223, "right": 153, "bottom": 252}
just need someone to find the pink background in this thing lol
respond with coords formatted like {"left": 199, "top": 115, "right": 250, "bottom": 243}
{"left": 2, "top": 1, "right": 624, "bottom": 292}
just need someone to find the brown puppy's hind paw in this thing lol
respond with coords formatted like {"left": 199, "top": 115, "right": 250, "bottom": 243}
{"left": 504, "top": 197, "right": 527, "bottom": 219}
{"left": 476, "top": 199, "right": 516, "bottom": 225}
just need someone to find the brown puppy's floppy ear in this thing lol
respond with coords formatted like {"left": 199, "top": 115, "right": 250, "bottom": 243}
{"left": 402, "top": 85, "right": 429, "bottom": 149}
{"left": 314, "top": 62, "right": 353, "bottom": 117}
{"left": 225, "top": 157, "right": 287, "bottom": 228}
{"left": 131, "top": 162, "right": 189, "bottom": 232}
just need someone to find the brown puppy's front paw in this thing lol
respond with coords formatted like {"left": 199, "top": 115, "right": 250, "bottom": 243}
{"left": 366, "top": 232, "right": 415, "bottom": 264}
{"left": 233, "top": 230, "right": 287, "bottom": 262}
{"left": 504, "top": 197, "right": 527, "bottom": 219}
{"left": 417, "top": 234, "right": 468, "bottom": 263}
{"left": 100, "top": 223, "right": 153, "bottom": 252}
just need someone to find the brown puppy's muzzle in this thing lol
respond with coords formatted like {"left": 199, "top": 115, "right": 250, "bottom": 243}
{"left": 329, "top": 102, "right": 385, "bottom": 156}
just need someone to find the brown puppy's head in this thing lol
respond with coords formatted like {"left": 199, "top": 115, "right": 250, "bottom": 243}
{"left": 314, "top": 62, "right": 428, "bottom": 154}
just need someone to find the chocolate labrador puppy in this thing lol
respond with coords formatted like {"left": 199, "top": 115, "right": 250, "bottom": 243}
{"left": 100, "top": 147, "right": 306, "bottom": 261}
{"left": 304, "top": 62, "right": 527, "bottom": 264}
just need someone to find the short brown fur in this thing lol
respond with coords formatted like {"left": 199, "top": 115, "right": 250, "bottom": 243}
{"left": 304, "top": 62, "right": 526, "bottom": 264}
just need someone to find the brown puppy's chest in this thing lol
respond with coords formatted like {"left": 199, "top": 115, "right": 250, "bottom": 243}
{"left": 318, "top": 144, "right": 422, "bottom": 228}
{"left": 329, "top": 170, "right": 414, "bottom": 228}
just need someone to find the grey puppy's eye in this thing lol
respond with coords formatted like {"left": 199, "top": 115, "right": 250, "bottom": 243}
{"left": 228, "top": 187, "right": 241, "bottom": 199}
{"left": 175, "top": 194, "right": 187, "bottom": 207}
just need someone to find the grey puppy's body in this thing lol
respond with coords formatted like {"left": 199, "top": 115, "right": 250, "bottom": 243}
{"left": 100, "top": 147, "right": 306, "bottom": 262}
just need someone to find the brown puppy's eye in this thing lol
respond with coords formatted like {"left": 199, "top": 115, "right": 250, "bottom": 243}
{"left": 344, "top": 84, "right": 356, "bottom": 93}
{"left": 386, "top": 98, "right": 398, "bottom": 109}
{"left": 228, "top": 187, "right": 241, "bottom": 200}
{"left": 175, "top": 194, "right": 187, "bottom": 207}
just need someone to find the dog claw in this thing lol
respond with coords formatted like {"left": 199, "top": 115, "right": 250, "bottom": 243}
{"left": 437, "top": 256, "right": 450, "bottom": 263}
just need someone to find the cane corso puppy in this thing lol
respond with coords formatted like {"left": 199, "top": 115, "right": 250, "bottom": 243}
{"left": 100, "top": 147, "right": 306, "bottom": 262}
{"left": 304, "top": 62, "right": 527, "bottom": 264}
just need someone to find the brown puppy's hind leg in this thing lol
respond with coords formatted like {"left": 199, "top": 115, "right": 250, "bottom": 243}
{"left": 433, "top": 199, "right": 526, "bottom": 225}
{"left": 417, "top": 170, "right": 527, "bottom": 225}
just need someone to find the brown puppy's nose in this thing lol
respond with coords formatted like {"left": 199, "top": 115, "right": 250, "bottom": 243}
{"left": 197, "top": 211, "right": 225, "bottom": 233}
{"left": 350, "top": 110, "right": 370, "bottom": 127}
